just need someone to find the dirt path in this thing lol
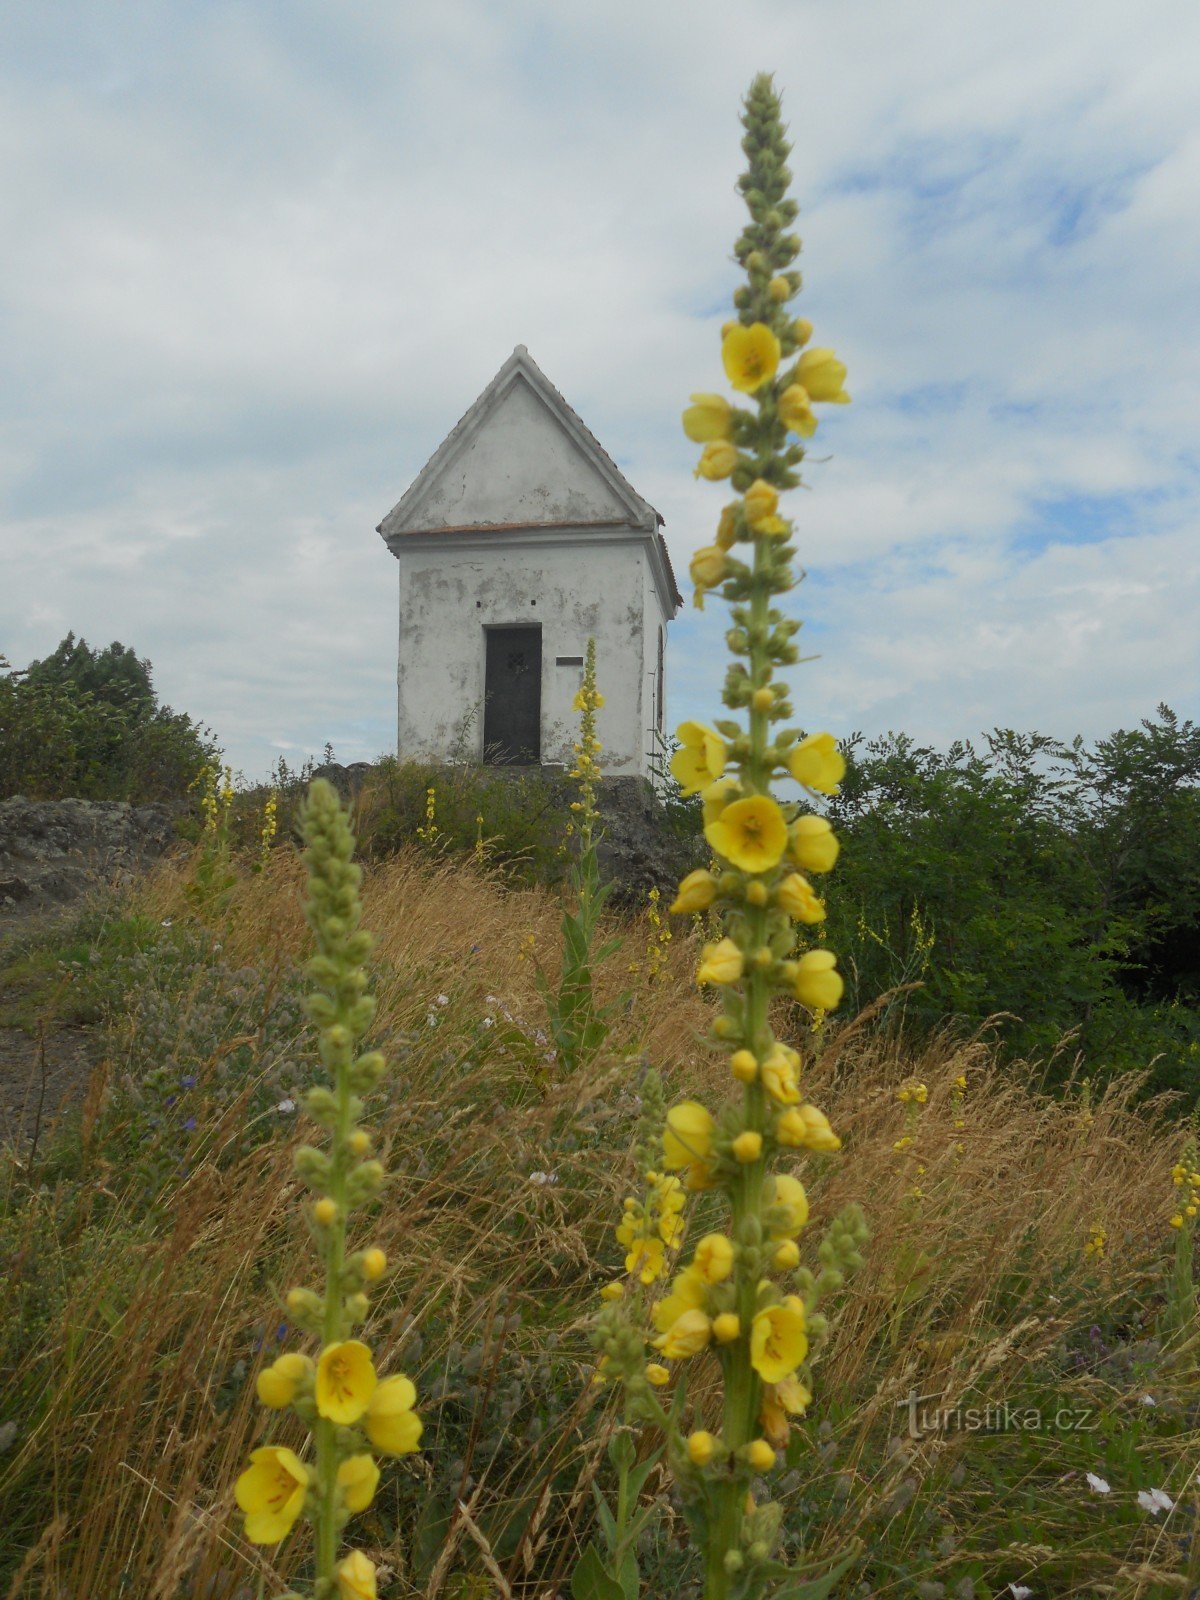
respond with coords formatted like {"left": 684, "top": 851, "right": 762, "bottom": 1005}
{"left": 0, "top": 912, "right": 103, "bottom": 1151}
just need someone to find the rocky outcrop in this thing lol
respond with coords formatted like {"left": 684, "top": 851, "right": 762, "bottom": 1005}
{"left": 0, "top": 797, "right": 176, "bottom": 912}
{"left": 593, "top": 777, "right": 705, "bottom": 908}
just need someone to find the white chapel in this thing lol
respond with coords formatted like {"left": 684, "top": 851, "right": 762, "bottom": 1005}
{"left": 376, "top": 346, "right": 681, "bottom": 779}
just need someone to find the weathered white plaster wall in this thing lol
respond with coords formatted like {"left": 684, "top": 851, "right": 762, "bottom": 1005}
{"left": 394, "top": 528, "right": 649, "bottom": 775}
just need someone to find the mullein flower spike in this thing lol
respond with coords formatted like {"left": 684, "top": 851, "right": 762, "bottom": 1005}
{"left": 233, "top": 779, "right": 420, "bottom": 1597}
{"left": 592, "top": 74, "right": 867, "bottom": 1600}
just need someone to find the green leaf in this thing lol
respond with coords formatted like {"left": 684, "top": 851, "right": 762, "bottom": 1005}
{"left": 571, "top": 1543, "right": 627, "bottom": 1600}
{"left": 590, "top": 1484, "right": 618, "bottom": 1550}
{"left": 764, "top": 1543, "right": 861, "bottom": 1600}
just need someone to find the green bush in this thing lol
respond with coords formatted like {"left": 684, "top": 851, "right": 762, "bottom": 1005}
{"left": 0, "top": 635, "right": 217, "bottom": 803}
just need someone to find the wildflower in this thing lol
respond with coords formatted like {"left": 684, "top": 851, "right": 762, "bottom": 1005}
{"left": 792, "top": 949, "right": 843, "bottom": 1011}
{"left": 627, "top": 1236, "right": 667, "bottom": 1284}
{"left": 693, "top": 1233, "right": 735, "bottom": 1283}
{"left": 1137, "top": 1487, "right": 1174, "bottom": 1515}
{"left": 722, "top": 322, "right": 781, "bottom": 392}
{"left": 663, "top": 1101, "right": 716, "bottom": 1175}
{"left": 656, "top": 1308, "right": 713, "bottom": 1359}
{"left": 743, "top": 478, "right": 779, "bottom": 529}
{"left": 775, "top": 872, "right": 825, "bottom": 923}
{"left": 683, "top": 392, "right": 735, "bottom": 441}
{"left": 646, "top": 1362, "right": 671, "bottom": 1385}
{"left": 733, "top": 1130, "right": 763, "bottom": 1163}
{"left": 761, "top": 1045, "right": 801, "bottom": 1106}
{"left": 361, "top": 1248, "right": 387, "bottom": 1281}
{"left": 336, "top": 1550, "right": 378, "bottom": 1598}
{"left": 750, "top": 1298, "right": 809, "bottom": 1383}
{"left": 365, "top": 1375, "right": 423, "bottom": 1456}
{"left": 777, "top": 384, "right": 818, "bottom": 438}
{"left": 746, "top": 1439, "right": 776, "bottom": 1472}
{"left": 687, "top": 1430, "right": 718, "bottom": 1466}
{"left": 235, "top": 1446, "right": 311, "bottom": 1544}
{"left": 788, "top": 732, "right": 844, "bottom": 794}
{"left": 788, "top": 814, "right": 840, "bottom": 873}
{"left": 729, "top": 1049, "right": 759, "bottom": 1083}
{"left": 1086, "top": 1472, "right": 1111, "bottom": 1494}
{"left": 766, "top": 1174, "right": 809, "bottom": 1238}
{"left": 316, "top": 1340, "right": 377, "bottom": 1425}
{"left": 776, "top": 1103, "right": 841, "bottom": 1152}
{"left": 257, "top": 1351, "right": 315, "bottom": 1409}
{"left": 694, "top": 441, "right": 740, "bottom": 480}
{"left": 652, "top": 1266, "right": 709, "bottom": 1332}
{"left": 670, "top": 868, "right": 719, "bottom": 914}
{"left": 713, "top": 1312, "right": 741, "bottom": 1343}
{"left": 690, "top": 545, "right": 731, "bottom": 608}
{"left": 796, "top": 347, "right": 850, "bottom": 403}
{"left": 705, "top": 794, "right": 789, "bottom": 873}
{"left": 337, "top": 1454, "right": 381, "bottom": 1514}
{"left": 696, "top": 937, "right": 744, "bottom": 986}
{"left": 671, "top": 723, "right": 727, "bottom": 795}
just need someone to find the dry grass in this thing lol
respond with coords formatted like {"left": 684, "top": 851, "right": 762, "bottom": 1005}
{"left": 0, "top": 847, "right": 1195, "bottom": 1598}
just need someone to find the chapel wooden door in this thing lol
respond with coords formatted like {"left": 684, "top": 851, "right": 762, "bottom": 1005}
{"left": 483, "top": 626, "right": 542, "bottom": 764}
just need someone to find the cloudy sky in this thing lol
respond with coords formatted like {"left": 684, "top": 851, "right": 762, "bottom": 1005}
{"left": 3, "top": 1, "right": 1197, "bottom": 779}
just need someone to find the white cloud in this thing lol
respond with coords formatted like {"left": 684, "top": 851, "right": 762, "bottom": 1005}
{"left": 1, "top": 0, "right": 1197, "bottom": 776}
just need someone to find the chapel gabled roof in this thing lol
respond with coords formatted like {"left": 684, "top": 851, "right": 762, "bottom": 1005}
{"left": 377, "top": 345, "right": 682, "bottom": 610}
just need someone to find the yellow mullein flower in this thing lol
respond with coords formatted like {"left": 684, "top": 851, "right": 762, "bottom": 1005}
{"left": 235, "top": 1446, "right": 311, "bottom": 1544}
{"left": 733, "top": 1130, "right": 763, "bottom": 1163}
{"left": 645, "top": 1362, "right": 672, "bottom": 1386}
{"left": 766, "top": 1174, "right": 810, "bottom": 1238}
{"left": 694, "top": 440, "right": 740, "bottom": 480}
{"left": 671, "top": 722, "right": 728, "bottom": 795}
{"left": 705, "top": 794, "right": 789, "bottom": 873}
{"left": 761, "top": 1374, "right": 813, "bottom": 1444}
{"left": 776, "top": 1103, "right": 841, "bottom": 1152}
{"left": 627, "top": 1235, "right": 667, "bottom": 1284}
{"left": 788, "top": 732, "right": 845, "bottom": 794}
{"left": 683, "top": 392, "right": 735, "bottom": 441}
{"left": 713, "top": 1312, "right": 741, "bottom": 1343}
{"left": 256, "top": 1351, "right": 315, "bottom": 1409}
{"left": 652, "top": 1265, "right": 709, "bottom": 1332}
{"left": 336, "top": 1550, "right": 378, "bottom": 1599}
{"left": 775, "top": 871, "right": 825, "bottom": 923}
{"left": 789, "top": 814, "right": 840, "bottom": 873}
{"left": 690, "top": 545, "right": 730, "bottom": 608}
{"left": 750, "top": 1298, "right": 809, "bottom": 1383}
{"left": 777, "top": 384, "right": 818, "bottom": 438}
{"left": 743, "top": 478, "right": 780, "bottom": 529}
{"left": 316, "top": 1340, "right": 377, "bottom": 1424}
{"left": 760, "top": 1045, "right": 801, "bottom": 1106}
{"left": 337, "top": 1455, "right": 380, "bottom": 1515}
{"left": 364, "top": 1374, "right": 423, "bottom": 1456}
{"left": 687, "top": 1430, "right": 718, "bottom": 1466}
{"left": 793, "top": 317, "right": 813, "bottom": 347}
{"left": 670, "top": 868, "right": 719, "bottom": 914}
{"left": 792, "top": 949, "right": 843, "bottom": 1011}
{"left": 697, "top": 936, "right": 744, "bottom": 986}
{"left": 722, "top": 322, "right": 781, "bottom": 392}
{"left": 702, "top": 776, "right": 741, "bottom": 825}
{"left": 663, "top": 1101, "right": 716, "bottom": 1171}
{"left": 746, "top": 1439, "right": 776, "bottom": 1472}
{"left": 796, "top": 347, "right": 850, "bottom": 403}
{"left": 693, "top": 1232, "right": 735, "bottom": 1284}
{"left": 656, "top": 1308, "right": 713, "bottom": 1359}
{"left": 715, "top": 502, "right": 741, "bottom": 549}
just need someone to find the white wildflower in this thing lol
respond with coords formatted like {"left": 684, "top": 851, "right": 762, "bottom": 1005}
{"left": 276, "top": 1098, "right": 296, "bottom": 1114}
{"left": 1136, "top": 1487, "right": 1174, "bottom": 1515}
{"left": 1085, "top": 1472, "right": 1110, "bottom": 1495}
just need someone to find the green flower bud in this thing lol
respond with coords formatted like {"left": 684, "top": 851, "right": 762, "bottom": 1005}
{"left": 302, "top": 1086, "right": 339, "bottom": 1124}
{"left": 293, "top": 1145, "right": 331, "bottom": 1184}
